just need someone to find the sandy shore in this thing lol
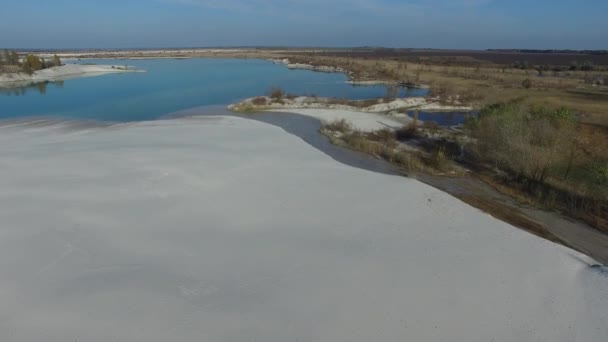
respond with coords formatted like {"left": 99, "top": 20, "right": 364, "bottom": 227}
{"left": 0, "top": 64, "right": 143, "bottom": 87}
{"left": 269, "top": 59, "right": 347, "bottom": 73}
{"left": 276, "top": 108, "right": 408, "bottom": 131}
{"left": 0, "top": 117, "right": 605, "bottom": 341}
{"left": 228, "top": 96, "right": 473, "bottom": 131}
{"left": 24, "top": 51, "right": 427, "bottom": 89}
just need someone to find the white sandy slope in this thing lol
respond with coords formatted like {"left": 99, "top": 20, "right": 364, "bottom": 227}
{"left": 0, "top": 64, "right": 142, "bottom": 86}
{"left": 0, "top": 117, "right": 606, "bottom": 342}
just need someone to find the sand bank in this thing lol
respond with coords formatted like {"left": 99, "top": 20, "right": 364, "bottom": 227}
{"left": 275, "top": 108, "right": 407, "bottom": 131}
{"left": 0, "top": 64, "right": 143, "bottom": 87}
{"left": 228, "top": 96, "right": 472, "bottom": 131}
{"left": 270, "top": 58, "right": 347, "bottom": 73}
{"left": 0, "top": 117, "right": 605, "bottom": 341}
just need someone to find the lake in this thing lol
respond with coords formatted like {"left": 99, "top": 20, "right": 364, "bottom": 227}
{"left": 0, "top": 58, "right": 427, "bottom": 122}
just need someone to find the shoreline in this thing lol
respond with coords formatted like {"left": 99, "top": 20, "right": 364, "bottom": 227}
{"left": 227, "top": 95, "right": 474, "bottom": 117}
{"left": 269, "top": 57, "right": 431, "bottom": 89}
{"left": 0, "top": 108, "right": 606, "bottom": 265}
{"left": 223, "top": 100, "right": 608, "bottom": 264}
{"left": 0, "top": 64, "right": 144, "bottom": 88}
{"left": 22, "top": 49, "right": 435, "bottom": 91}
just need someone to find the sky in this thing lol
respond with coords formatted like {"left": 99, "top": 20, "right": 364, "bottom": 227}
{"left": 0, "top": 0, "right": 606, "bottom": 50}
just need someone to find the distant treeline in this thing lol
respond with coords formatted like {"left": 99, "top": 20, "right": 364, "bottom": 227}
{"left": 511, "top": 59, "right": 598, "bottom": 71}
{"left": 0, "top": 50, "right": 62, "bottom": 74}
{"left": 488, "top": 49, "right": 608, "bottom": 56}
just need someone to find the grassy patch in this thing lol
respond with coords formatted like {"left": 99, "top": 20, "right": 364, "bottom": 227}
{"left": 321, "top": 120, "right": 458, "bottom": 175}
{"left": 323, "top": 119, "right": 353, "bottom": 132}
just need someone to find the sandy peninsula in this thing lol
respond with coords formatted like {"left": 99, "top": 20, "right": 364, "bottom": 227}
{"left": 0, "top": 64, "right": 143, "bottom": 87}
{"left": 228, "top": 95, "right": 473, "bottom": 131}
{"left": 0, "top": 117, "right": 605, "bottom": 342}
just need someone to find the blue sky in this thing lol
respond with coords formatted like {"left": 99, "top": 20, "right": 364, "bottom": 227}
{"left": 0, "top": 0, "right": 606, "bottom": 49}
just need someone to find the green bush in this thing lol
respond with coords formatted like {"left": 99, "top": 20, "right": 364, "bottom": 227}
{"left": 590, "top": 161, "right": 608, "bottom": 186}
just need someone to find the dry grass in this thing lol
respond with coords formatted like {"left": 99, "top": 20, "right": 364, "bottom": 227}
{"left": 251, "top": 97, "right": 268, "bottom": 105}
{"left": 323, "top": 119, "right": 352, "bottom": 132}
{"left": 268, "top": 87, "right": 285, "bottom": 100}
{"left": 283, "top": 54, "right": 608, "bottom": 127}
{"left": 325, "top": 97, "right": 384, "bottom": 108}
{"left": 321, "top": 121, "right": 460, "bottom": 175}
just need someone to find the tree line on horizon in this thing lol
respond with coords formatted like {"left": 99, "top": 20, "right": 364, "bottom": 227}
{"left": 0, "top": 49, "right": 62, "bottom": 74}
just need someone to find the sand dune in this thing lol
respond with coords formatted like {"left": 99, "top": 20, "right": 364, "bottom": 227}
{"left": 0, "top": 117, "right": 605, "bottom": 342}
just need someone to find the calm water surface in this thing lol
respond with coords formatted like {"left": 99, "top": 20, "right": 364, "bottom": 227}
{"left": 0, "top": 58, "right": 427, "bottom": 122}
{"left": 407, "top": 111, "right": 477, "bottom": 127}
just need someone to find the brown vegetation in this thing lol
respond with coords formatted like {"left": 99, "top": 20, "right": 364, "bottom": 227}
{"left": 268, "top": 87, "right": 285, "bottom": 100}
{"left": 321, "top": 119, "right": 462, "bottom": 176}
{"left": 251, "top": 97, "right": 268, "bottom": 106}
{"left": 1, "top": 50, "right": 62, "bottom": 74}
{"left": 465, "top": 102, "right": 607, "bottom": 231}
{"left": 279, "top": 52, "right": 608, "bottom": 127}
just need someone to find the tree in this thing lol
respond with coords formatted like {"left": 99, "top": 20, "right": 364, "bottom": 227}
{"left": 22, "top": 54, "right": 43, "bottom": 74}
{"left": 9, "top": 51, "right": 19, "bottom": 65}
{"left": 52, "top": 54, "right": 61, "bottom": 67}
{"left": 1, "top": 49, "right": 9, "bottom": 65}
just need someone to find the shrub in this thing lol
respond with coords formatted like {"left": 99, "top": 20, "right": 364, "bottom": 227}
{"left": 21, "top": 54, "right": 44, "bottom": 74}
{"left": 268, "top": 87, "right": 285, "bottom": 100}
{"left": 522, "top": 78, "right": 533, "bottom": 89}
{"left": 251, "top": 97, "right": 267, "bottom": 106}
{"left": 342, "top": 132, "right": 382, "bottom": 155}
{"left": 369, "top": 128, "right": 396, "bottom": 145}
{"left": 395, "top": 122, "right": 418, "bottom": 141}
{"left": 590, "top": 161, "right": 608, "bottom": 186}
{"left": 324, "top": 119, "right": 352, "bottom": 132}
{"left": 469, "top": 102, "right": 587, "bottom": 187}
{"left": 426, "top": 147, "right": 449, "bottom": 171}
{"left": 51, "top": 54, "right": 62, "bottom": 67}
{"left": 422, "top": 121, "right": 440, "bottom": 135}
{"left": 2, "top": 50, "right": 20, "bottom": 66}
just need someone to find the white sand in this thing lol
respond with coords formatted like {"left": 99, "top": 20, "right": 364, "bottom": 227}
{"left": 0, "top": 117, "right": 606, "bottom": 342}
{"left": 229, "top": 97, "right": 473, "bottom": 122}
{"left": 271, "top": 108, "right": 408, "bottom": 131}
{"left": 0, "top": 64, "right": 143, "bottom": 86}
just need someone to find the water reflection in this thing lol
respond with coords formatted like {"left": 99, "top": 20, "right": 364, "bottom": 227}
{"left": 0, "top": 80, "right": 64, "bottom": 96}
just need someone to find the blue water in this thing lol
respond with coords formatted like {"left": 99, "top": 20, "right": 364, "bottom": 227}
{"left": 0, "top": 58, "right": 427, "bottom": 122}
{"left": 407, "top": 111, "right": 477, "bottom": 127}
